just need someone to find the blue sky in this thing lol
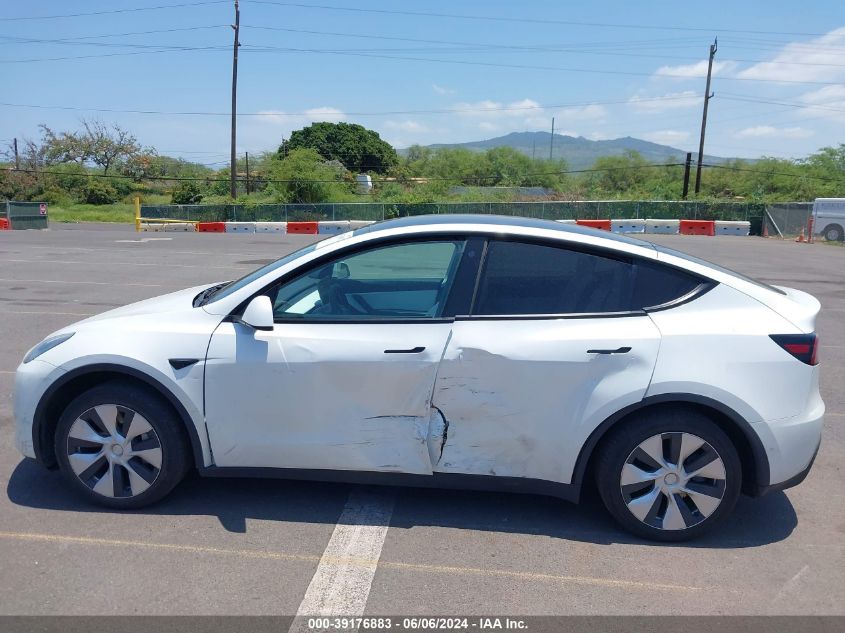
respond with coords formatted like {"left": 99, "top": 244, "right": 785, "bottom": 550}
{"left": 2, "top": 0, "right": 844, "bottom": 166}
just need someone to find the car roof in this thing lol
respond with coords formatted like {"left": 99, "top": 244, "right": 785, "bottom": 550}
{"left": 353, "top": 214, "right": 656, "bottom": 249}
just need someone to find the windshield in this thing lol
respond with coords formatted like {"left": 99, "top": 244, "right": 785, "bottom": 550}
{"left": 204, "top": 241, "right": 321, "bottom": 305}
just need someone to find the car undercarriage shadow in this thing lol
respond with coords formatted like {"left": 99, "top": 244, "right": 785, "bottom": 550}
{"left": 7, "top": 457, "right": 797, "bottom": 548}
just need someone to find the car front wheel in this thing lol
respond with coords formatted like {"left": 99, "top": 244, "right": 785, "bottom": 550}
{"left": 54, "top": 381, "right": 191, "bottom": 508}
{"left": 595, "top": 408, "right": 741, "bottom": 541}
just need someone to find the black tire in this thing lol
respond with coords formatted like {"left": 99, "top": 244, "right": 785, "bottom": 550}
{"left": 823, "top": 224, "right": 843, "bottom": 242}
{"left": 54, "top": 380, "right": 191, "bottom": 509}
{"left": 595, "top": 407, "right": 741, "bottom": 542}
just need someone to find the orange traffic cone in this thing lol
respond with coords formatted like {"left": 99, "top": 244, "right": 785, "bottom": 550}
{"left": 795, "top": 227, "right": 805, "bottom": 242}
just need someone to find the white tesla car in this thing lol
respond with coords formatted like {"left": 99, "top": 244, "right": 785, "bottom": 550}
{"left": 14, "top": 215, "right": 823, "bottom": 541}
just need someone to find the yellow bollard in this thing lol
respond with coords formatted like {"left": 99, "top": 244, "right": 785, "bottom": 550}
{"left": 134, "top": 196, "right": 141, "bottom": 232}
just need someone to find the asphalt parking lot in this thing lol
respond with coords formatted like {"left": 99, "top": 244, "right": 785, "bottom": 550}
{"left": 0, "top": 223, "right": 843, "bottom": 616}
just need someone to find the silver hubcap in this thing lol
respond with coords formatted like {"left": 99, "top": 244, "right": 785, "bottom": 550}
{"left": 620, "top": 432, "right": 726, "bottom": 531}
{"left": 66, "top": 404, "right": 162, "bottom": 498}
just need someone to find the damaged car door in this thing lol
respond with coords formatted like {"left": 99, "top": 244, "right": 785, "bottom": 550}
{"left": 204, "top": 239, "right": 467, "bottom": 474}
{"left": 432, "top": 239, "right": 663, "bottom": 486}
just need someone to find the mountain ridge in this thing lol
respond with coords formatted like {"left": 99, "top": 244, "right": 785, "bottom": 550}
{"left": 400, "top": 131, "right": 731, "bottom": 171}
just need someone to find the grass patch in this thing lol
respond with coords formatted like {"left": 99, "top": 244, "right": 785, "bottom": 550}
{"left": 48, "top": 203, "right": 136, "bottom": 223}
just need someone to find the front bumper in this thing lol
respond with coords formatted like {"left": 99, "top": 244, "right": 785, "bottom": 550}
{"left": 13, "top": 359, "right": 65, "bottom": 461}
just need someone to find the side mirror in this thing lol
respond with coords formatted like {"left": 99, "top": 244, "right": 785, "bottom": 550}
{"left": 238, "top": 295, "right": 274, "bottom": 331}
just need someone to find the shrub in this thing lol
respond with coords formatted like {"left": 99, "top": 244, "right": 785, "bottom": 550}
{"left": 84, "top": 179, "right": 120, "bottom": 205}
{"left": 171, "top": 181, "right": 204, "bottom": 204}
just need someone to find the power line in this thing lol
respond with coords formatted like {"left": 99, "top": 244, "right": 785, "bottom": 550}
{"left": 701, "top": 163, "right": 845, "bottom": 182}
{"left": 0, "top": 45, "right": 229, "bottom": 63}
{"left": 237, "top": 26, "right": 845, "bottom": 68}
{"left": 0, "top": 94, "right": 699, "bottom": 116}
{"left": 248, "top": 1, "right": 826, "bottom": 37}
{"left": 0, "top": 1, "right": 228, "bottom": 21}
{"left": 238, "top": 45, "right": 843, "bottom": 86}
{"left": 717, "top": 94, "right": 845, "bottom": 113}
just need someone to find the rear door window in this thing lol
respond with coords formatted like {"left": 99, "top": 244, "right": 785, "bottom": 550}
{"left": 472, "top": 240, "right": 704, "bottom": 316}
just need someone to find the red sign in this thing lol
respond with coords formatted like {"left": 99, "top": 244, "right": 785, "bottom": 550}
{"left": 39, "top": 203, "right": 47, "bottom": 215}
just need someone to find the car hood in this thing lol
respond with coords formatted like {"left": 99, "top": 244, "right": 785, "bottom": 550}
{"left": 74, "top": 283, "right": 215, "bottom": 325}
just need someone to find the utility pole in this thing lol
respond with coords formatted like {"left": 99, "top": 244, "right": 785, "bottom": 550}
{"left": 531, "top": 137, "right": 536, "bottom": 161}
{"left": 549, "top": 117, "right": 555, "bottom": 160}
{"left": 682, "top": 152, "right": 692, "bottom": 199}
{"left": 245, "top": 151, "right": 250, "bottom": 195}
{"left": 13, "top": 138, "right": 19, "bottom": 170}
{"left": 694, "top": 38, "right": 717, "bottom": 195}
{"left": 229, "top": 0, "right": 240, "bottom": 199}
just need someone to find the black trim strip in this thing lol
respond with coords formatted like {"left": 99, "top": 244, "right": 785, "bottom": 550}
{"left": 197, "top": 467, "right": 579, "bottom": 503}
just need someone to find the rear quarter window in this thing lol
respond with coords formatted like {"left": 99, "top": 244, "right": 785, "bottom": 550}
{"left": 631, "top": 262, "right": 705, "bottom": 309}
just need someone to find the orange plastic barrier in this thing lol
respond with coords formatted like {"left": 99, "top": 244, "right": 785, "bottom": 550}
{"left": 575, "top": 219, "right": 612, "bottom": 231}
{"left": 197, "top": 222, "right": 226, "bottom": 233}
{"left": 0, "top": 218, "right": 9, "bottom": 230}
{"left": 679, "top": 220, "right": 715, "bottom": 236}
{"left": 287, "top": 221, "right": 319, "bottom": 234}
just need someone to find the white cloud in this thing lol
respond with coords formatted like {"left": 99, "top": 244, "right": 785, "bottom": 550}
{"left": 453, "top": 98, "right": 542, "bottom": 119}
{"left": 797, "top": 84, "right": 845, "bottom": 121}
{"left": 642, "top": 130, "right": 691, "bottom": 146}
{"left": 384, "top": 120, "right": 429, "bottom": 132}
{"left": 737, "top": 27, "right": 845, "bottom": 82}
{"left": 478, "top": 121, "right": 499, "bottom": 131}
{"left": 432, "top": 83, "right": 455, "bottom": 95}
{"left": 654, "top": 60, "right": 735, "bottom": 79}
{"left": 256, "top": 106, "right": 346, "bottom": 126}
{"left": 302, "top": 107, "right": 345, "bottom": 122}
{"left": 629, "top": 90, "right": 699, "bottom": 112}
{"left": 736, "top": 126, "right": 814, "bottom": 139}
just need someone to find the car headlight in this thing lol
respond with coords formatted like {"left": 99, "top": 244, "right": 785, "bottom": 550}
{"left": 23, "top": 332, "right": 75, "bottom": 364}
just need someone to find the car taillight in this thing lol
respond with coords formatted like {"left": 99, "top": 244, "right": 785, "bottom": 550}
{"left": 770, "top": 334, "right": 819, "bottom": 366}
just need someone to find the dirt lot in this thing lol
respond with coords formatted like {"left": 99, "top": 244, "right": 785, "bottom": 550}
{"left": 0, "top": 224, "right": 843, "bottom": 616}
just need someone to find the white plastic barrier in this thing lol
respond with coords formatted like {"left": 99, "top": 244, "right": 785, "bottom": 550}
{"left": 555, "top": 219, "right": 576, "bottom": 224}
{"left": 141, "top": 223, "right": 166, "bottom": 232}
{"left": 612, "top": 219, "right": 646, "bottom": 234}
{"left": 348, "top": 220, "right": 375, "bottom": 229}
{"left": 714, "top": 220, "right": 751, "bottom": 236}
{"left": 225, "top": 222, "right": 255, "bottom": 233}
{"left": 645, "top": 219, "right": 680, "bottom": 234}
{"left": 318, "top": 220, "right": 351, "bottom": 234}
{"left": 255, "top": 222, "right": 287, "bottom": 234}
{"left": 163, "top": 222, "right": 196, "bottom": 232}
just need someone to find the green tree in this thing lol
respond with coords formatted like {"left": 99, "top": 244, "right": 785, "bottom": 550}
{"left": 268, "top": 148, "right": 351, "bottom": 203}
{"left": 279, "top": 122, "right": 398, "bottom": 173}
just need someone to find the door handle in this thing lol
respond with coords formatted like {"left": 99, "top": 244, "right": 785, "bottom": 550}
{"left": 587, "top": 346, "right": 632, "bottom": 355}
{"left": 384, "top": 346, "right": 426, "bottom": 354}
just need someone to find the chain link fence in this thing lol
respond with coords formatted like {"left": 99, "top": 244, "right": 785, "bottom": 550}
{"left": 140, "top": 200, "right": 767, "bottom": 231}
{"left": 763, "top": 203, "right": 813, "bottom": 238}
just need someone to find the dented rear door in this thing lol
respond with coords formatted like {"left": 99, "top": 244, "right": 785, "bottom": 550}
{"left": 430, "top": 238, "right": 662, "bottom": 485}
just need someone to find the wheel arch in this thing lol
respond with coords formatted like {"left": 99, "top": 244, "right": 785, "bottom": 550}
{"left": 572, "top": 394, "right": 771, "bottom": 498}
{"left": 32, "top": 364, "right": 206, "bottom": 471}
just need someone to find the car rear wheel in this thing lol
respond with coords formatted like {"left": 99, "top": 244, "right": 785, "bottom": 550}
{"left": 54, "top": 381, "right": 191, "bottom": 509}
{"left": 595, "top": 408, "right": 741, "bottom": 541}
{"left": 823, "top": 224, "right": 843, "bottom": 242}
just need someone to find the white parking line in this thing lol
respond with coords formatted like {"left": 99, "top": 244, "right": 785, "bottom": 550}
{"left": 0, "top": 277, "right": 162, "bottom": 288}
{"left": 291, "top": 490, "right": 395, "bottom": 627}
